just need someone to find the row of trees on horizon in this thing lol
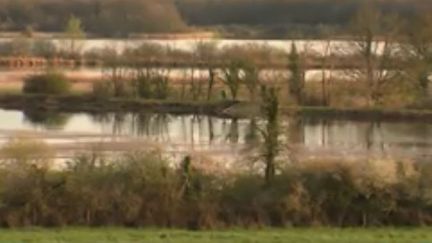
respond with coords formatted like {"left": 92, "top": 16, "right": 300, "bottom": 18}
{"left": 0, "top": 0, "right": 431, "bottom": 37}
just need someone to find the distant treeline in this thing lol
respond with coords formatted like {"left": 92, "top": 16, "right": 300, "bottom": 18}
{"left": 177, "top": 0, "right": 432, "bottom": 37}
{"left": 178, "top": 0, "right": 430, "bottom": 26}
{"left": 0, "top": 0, "right": 187, "bottom": 37}
{"left": 0, "top": 0, "right": 432, "bottom": 37}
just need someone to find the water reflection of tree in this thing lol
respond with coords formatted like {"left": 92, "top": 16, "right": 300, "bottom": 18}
{"left": 190, "top": 115, "right": 198, "bottom": 146}
{"left": 196, "top": 115, "right": 204, "bottom": 143}
{"left": 207, "top": 116, "right": 215, "bottom": 144}
{"left": 126, "top": 112, "right": 171, "bottom": 140}
{"left": 23, "top": 109, "right": 70, "bottom": 130}
{"left": 90, "top": 112, "right": 113, "bottom": 124}
{"left": 90, "top": 112, "right": 171, "bottom": 140}
{"left": 91, "top": 112, "right": 127, "bottom": 135}
{"left": 287, "top": 116, "right": 305, "bottom": 144}
{"left": 364, "top": 121, "right": 386, "bottom": 153}
{"left": 112, "top": 112, "right": 127, "bottom": 135}
{"left": 181, "top": 116, "right": 188, "bottom": 144}
{"left": 244, "top": 118, "right": 259, "bottom": 149}
{"left": 226, "top": 118, "right": 239, "bottom": 144}
{"left": 191, "top": 115, "right": 206, "bottom": 145}
{"left": 132, "top": 112, "right": 152, "bottom": 136}
{"left": 148, "top": 113, "right": 170, "bottom": 141}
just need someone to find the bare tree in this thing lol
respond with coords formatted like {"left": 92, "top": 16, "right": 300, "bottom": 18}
{"left": 221, "top": 59, "right": 243, "bottom": 100}
{"left": 102, "top": 46, "right": 129, "bottom": 97}
{"left": 127, "top": 42, "right": 172, "bottom": 99}
{"left": 401, "top": 13, "right": 432, "bottom": 98}
{"left": 242, "top": 60, "right": 260, "bottom": 102}
{"left": 317, "top": 26, "right": 336, "bottom": 105}
{"left": 193, "top": 41, "right": 219, "bottom": 101}
{"left": 348, "top": 1, "right": 402, "bottom": 106}
{"left": 188, "top": 45, "right": 201, "bottom": 101}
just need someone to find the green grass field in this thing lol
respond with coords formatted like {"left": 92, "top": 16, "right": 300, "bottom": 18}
{"left": 0, "top": 228, "right": 431, "bottom": 243}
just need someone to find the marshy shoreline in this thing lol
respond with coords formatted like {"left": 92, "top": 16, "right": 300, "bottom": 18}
{"left": 0, "top": 94, "right": 239, "bottom": 117}
{"left": 1, "top": 94, "right": 432, "bottom": 122}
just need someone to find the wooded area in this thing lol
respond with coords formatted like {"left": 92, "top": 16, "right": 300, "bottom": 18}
{"left": 0, "top": 0, "right": 187, "bottom": 37}
{"left": 0, "top": 0, "right": 431, "bottom": 37}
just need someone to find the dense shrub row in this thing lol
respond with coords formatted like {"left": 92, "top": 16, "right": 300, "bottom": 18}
{"left": 178, "top": 0, "right": 429, "bottom": 28}
{"left": 0, "top": 140, "right": 431, "bottom": 228}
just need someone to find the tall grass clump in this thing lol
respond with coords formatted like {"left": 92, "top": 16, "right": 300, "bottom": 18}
{"left": 23, "top": 71, "right": 71, "bottom": 95}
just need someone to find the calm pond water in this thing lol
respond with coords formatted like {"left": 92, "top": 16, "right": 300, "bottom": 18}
{"left": 0, "top": 109, "right": 431, "bottom": 161}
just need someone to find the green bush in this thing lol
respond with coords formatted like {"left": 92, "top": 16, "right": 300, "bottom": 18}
{"left": 23, "top": 72, "right": 71, "bottom": 95}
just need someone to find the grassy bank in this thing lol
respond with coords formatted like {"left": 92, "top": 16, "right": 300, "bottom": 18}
{"left": 2, "top": 94, "right": 432, "bottom": 121}
{"left": 284, "top": 106, "right": 432, "bottom": 122}
{"left": 0, "top": 228, "right": 431, "bottom": 243}
{"left": 0, "top": 94, "right": 238, "bottom": 116}
{"left": 214, "top": 102, "right": 432, "bottom": 121}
